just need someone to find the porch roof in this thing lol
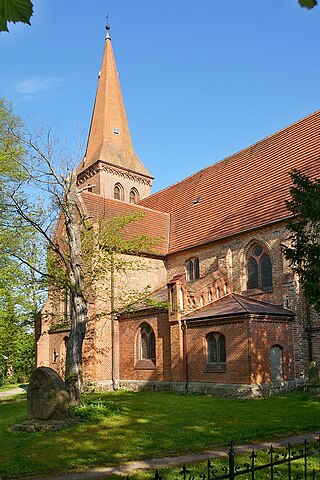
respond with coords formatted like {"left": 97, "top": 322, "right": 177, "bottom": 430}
{"left": 183, "top": 293, "right": 295, "bottom": 322}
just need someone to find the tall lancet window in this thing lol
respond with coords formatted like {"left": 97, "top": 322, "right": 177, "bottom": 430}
{"left": 129, "top": 188, "right": 139, "bottom": 204}
{"left": 247, "top": 243, "right": 272, "bottom": 290}
{"left": 114, "top": 183, "right": 124, "bottom": 201}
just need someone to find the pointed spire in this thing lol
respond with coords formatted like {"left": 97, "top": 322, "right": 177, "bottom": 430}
{"left": 79, "top": 21, "right": 152, "bottom": 180}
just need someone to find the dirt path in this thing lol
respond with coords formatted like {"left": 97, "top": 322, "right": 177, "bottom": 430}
{"left": 0, "top": 386, "right": 26, "bottom": 398}
{"left": 32, "top": 431, "right": 320, "bottom": 480}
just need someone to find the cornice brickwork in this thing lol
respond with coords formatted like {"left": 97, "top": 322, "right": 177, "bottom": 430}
{"left": 77, "top": 162, "right": 152, "bottom": 187}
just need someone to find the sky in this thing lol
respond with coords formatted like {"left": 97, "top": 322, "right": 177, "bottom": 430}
{"left": 1, "top": 0, "right": 320, "bottom": 193}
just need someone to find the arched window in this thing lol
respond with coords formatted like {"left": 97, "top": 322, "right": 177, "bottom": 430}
{"left": 207, "top": 333, "right": 226, "bottom": 364}
{"left": 186, "top": 258, "right": 200, "bottom": 281}
{"left": 114, "top": 183, "right": 124, "bottom": 201}
{"left": 247, "top": 243, "right": 272, "bottom": 290}
{"left": 129, "top": 188, "right": 139, "bottom": 204}
{"left": 138, "top": 323, "right": 156, "bottom": 363}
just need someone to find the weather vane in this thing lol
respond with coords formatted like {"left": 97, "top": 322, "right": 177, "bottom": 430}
{"left": 105, "top": 14, "right": 111, "bottom": 39}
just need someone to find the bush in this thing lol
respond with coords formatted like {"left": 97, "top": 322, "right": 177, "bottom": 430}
{"left": 71, "top": 399, "right": 121, "bottom": 423}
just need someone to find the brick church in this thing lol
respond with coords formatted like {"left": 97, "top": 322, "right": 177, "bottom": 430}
{"left": 36, "top": 25, "right": 320, "bottom": 397}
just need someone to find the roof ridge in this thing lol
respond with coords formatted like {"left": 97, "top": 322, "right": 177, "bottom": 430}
{"left": 231, "top": 293, "right": 251, "bottom": 313}
{"left": 142, "top": 109, "right": 320, "bottom": 200}
{"left": 81, "top": 191, "right": 170, "bottom": 218}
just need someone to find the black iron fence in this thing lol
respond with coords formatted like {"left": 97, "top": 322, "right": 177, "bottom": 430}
{"left": 132, "top": 438, "right": 320, "bottom": 480}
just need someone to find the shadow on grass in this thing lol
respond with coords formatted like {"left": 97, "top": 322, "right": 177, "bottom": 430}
{"left": 0, "top": 390, "right": 320, "bottom": 478}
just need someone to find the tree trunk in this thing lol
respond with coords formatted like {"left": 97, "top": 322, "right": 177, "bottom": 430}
{"left": 63, "top": 171, "right": 88, "bottom": 404}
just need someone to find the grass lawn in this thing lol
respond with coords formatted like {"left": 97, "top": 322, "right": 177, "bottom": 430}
{"left": 0, "top": 390, "right": 320, "bottom": 478}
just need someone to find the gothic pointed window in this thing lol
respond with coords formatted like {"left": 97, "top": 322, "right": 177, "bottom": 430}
{"left": 247, "top": 243, "right": 273, "bottom": 291}
{"left": 186, "top": 258, "right": 200, "bottom": 281}
{"left": 207, "top": 333, "right": 226, "bottom": 364}
{"left": 138, "top": 323, "right": 156, "bottom": 364}
{"left": 129, "top": 188, "right": 139, "bottom": 204}
{"left": 114, "top": 183, "right": 124, "bottom": 201}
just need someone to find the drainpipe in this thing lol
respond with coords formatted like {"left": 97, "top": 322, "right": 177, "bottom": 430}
{"left": 306, "top": 300, "right": 313, "bottom": 363}
{"left": 110, "top": 253, "right": 117, "bottom": 391}
{"left": 183, "top": 320, "right": 189, "bottom": 393}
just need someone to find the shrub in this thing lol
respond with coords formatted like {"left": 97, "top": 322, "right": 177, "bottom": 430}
{"left": 71, "top": 399, "right": 120, "bottom": 423}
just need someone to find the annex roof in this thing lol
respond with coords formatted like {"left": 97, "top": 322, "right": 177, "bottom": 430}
{"left": 183, "top": 293, "right": 295, "bottom": 322}
{"left": 139, "top": 111, "right": 320, "bottom": 254}
{"left": 80, "top": 191, "right": 170, "bottom": 256}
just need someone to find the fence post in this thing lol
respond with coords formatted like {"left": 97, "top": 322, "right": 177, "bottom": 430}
{"left": 304, "top": 438, "right": 308, "bottom": 480}
{"left": 228, "top": 442, "right": 236, "bottom": 480}
{"left": 269, "top": 445, "right": 274, "bottom": 480}
{"left": 287, "top": 442, "right": 292, "bottom": 480}
{"left": 250, "top": 449, "right": 256, "bottom": 480}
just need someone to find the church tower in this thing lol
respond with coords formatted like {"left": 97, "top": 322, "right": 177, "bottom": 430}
{"left": 77, "top": 23, "right": 153, "bottom": 203}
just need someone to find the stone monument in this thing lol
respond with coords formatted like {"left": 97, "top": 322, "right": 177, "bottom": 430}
{"left": 12, "top": 367, "right": 76, "bottom": 432}
{"left": 27, "top": 366, "right": 70, "bottom": 420}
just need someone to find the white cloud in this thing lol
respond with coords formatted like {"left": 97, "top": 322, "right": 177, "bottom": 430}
{"left": 15, "top": 76, "right": 69, "bottom": 95}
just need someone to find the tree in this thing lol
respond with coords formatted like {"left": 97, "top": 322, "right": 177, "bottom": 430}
{"left": 284, "top": 169, "right": 320, "bottom": 312}
{"left": 0, "top": 98, "right": 43, "bottom": 383}
{"left": 299, "top": 0, "right": 317, "bottom": 8}
{"left": 0, "top": 0, "right": 317, "bottom": 32}
{"left": 0, "top": 0, "right": 33, "bottom": 32}
{"left": 0, "top": 98, "right": 160, "bottom": 403}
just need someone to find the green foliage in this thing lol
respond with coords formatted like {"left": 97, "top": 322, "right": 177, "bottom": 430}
{"left": 299, "top": 0, "right": 317, "bottom": 8}
{"left": 0, "top": 97, "right": 44, "bottom": 383}
{"left": 284, "top": 169, "right": 320, "bottom": 312}
{"left": 71, "top": 398, "right": 120, "bottom": 423}
{"left": 0, "top": 0, "right": 33, "bottom": 32}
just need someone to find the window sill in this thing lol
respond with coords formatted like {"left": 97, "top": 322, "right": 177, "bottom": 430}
{"left": 134, "top": 359, "right": 156, "bottom": 370}
{"left": 204, "top": 363, "right": 226, "bottom": 373}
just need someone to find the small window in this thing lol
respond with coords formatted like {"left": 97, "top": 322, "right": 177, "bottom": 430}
{"left": 179, "top": 287, "right": 184, "bottom": 310}
{"left": 129, "top": 188, "right": 139, "bottom": 204}
{"left": 113, "top": 128, "right": 120, "bottom": 135}
{"left": 114, "top": 183, "right": 124, "bottom": 201}
{"left": 247, "top": 243, "right": 273, "bottom": 290}
{"left": 207, "top": 333, "right": 226, "bottom": 364}
{"left": 52, "top": 349, "right": 59, "bottom": 363}
{"left": 186, "top": 258, "right": 200, "bottom": 281}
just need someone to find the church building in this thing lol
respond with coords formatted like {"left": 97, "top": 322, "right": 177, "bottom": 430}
{"left": 36, "top": 24, "right": 320, "bottom": 397}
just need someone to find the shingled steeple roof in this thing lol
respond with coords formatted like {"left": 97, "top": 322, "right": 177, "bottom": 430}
{"left": 78, "top": 23, "right": 152, "bottom": 180}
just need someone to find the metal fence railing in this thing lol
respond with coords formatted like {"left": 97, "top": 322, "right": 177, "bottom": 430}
{"left": 129, "top": 437, "right": 320, "bottom": 480}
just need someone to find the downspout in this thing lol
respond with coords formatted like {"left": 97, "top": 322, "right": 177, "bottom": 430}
{"left": 110, "top": 253, "right": 117, "bottom": 390}
{"left": 306, "top": 300, "right": 313, "bottom": 363}
{"left": 183, "top": 320, "right": 189, "bottom": 394}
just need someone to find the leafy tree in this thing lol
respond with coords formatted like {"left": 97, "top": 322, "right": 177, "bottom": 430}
{"left": 0, "top": 98, "right": 42, "bottom": 383}
{"left": 284, "top": 169, "right": 320, "bottom": 312}
{"left": 0, "top": 98, "right": 161, "bottom": 403}
{"left": 0, "top": 0, "right": 33, "bottom": 32}
{"left": 299, "top": 0, "right": 317, "bottom": 8}
{"left": 0, "top": 0, "right": 317, "bottom": 32}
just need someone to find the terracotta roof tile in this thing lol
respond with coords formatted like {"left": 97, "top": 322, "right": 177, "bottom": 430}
{"left": 184, "top": 293, "right": 295, "bottom": 322}
{"left": 81, "top": 192, "right": 169, "bottom": 256}
{"left": 140, "top": 111, "right": 320, "bottom": 253}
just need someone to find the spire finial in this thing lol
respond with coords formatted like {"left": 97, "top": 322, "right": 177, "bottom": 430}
{"left": 105, "top": 14, "right": 111, "bottom": 41}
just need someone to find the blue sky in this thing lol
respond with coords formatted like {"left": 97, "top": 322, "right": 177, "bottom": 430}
{"left": 1, "top": 1, "right": 320, "bottom": 193}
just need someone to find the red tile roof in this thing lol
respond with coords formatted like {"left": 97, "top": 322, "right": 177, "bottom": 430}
{"left": 184, "top": 293, "right": 295, "bottom": 322}
{"left": 81, "top": 192, "right": 170, "bottom": 256}
{"left": 140, "top": 111, "right": 320, "bottom": 254}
